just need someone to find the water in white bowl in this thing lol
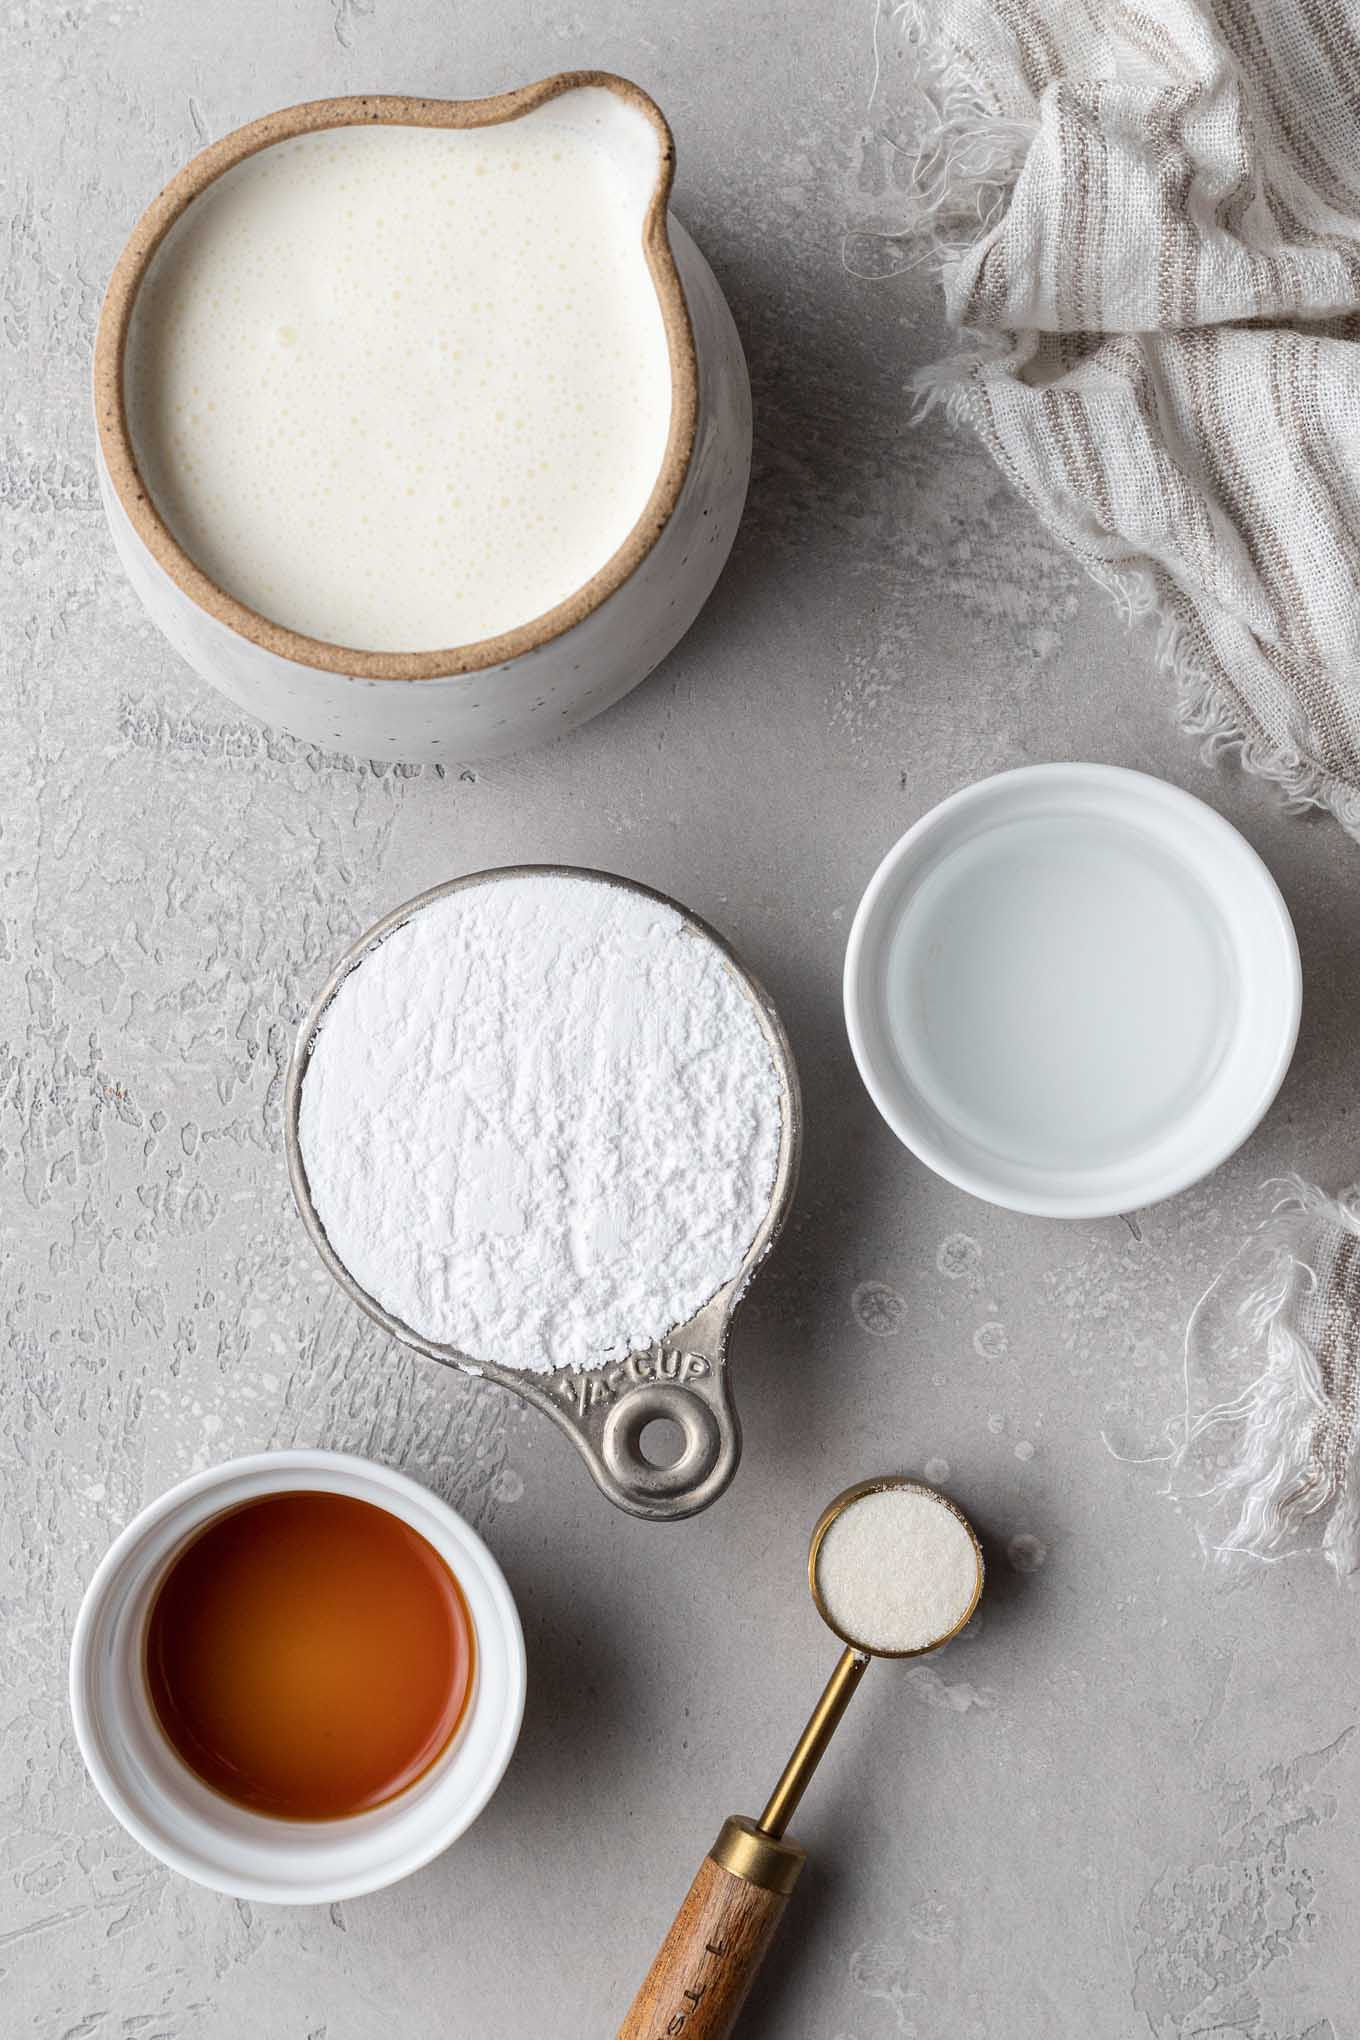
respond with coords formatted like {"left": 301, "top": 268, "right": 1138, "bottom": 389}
{"left": 884, "top": 812, "right": 1237, "bottom": 1172}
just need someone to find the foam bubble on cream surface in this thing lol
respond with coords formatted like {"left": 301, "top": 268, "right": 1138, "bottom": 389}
{"left": 815, "top": 1487, "right": 980, "bottom": 1654}
{"left": 123, "top": 113, "right": 673, "bottom": 652}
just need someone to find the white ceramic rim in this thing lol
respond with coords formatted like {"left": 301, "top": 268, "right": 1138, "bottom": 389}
{"left": 68, "top": 1450, "right": 526, "bottom": 1903}
{"left": 843, "top": 763, "right": 1302, "bottom": 1218}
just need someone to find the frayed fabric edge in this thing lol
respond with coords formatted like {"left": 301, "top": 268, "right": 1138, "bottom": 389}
{"left": 1161, "top": 605, "right": 1360, "bottom": 842}
{"left": 1167, "top": 1176, "right": 1360, "bottom": 1583}
{"left": 845, "top": 2, "right": 1034, "bottom": 285}
{"left": 1175, "top": 667, "right": 1360, "bottom": 842}
{"left": 914, "top": 362, "right": 1360, "bottom": 843}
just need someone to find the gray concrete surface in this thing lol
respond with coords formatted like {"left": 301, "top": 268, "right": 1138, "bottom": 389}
{"left": 4, "top": 3, "right": 1359, "bottom": 2036}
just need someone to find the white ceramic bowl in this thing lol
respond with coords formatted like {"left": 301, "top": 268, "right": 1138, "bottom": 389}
{"left": 844, "top": 764, "right": 1301, "bottom": 1218}
{"left": 93, "top": 77, "right": 751, "bottom": 763}
{"left": 69, "top": 1451, "right": 525, "bottom": 1903}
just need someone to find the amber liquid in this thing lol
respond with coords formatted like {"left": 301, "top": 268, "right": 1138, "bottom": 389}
{"left": 145, "top": 1491, "right": 475, "bottom": 1820}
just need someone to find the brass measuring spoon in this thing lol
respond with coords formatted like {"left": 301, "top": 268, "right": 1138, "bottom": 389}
{"left": 618, "top": 1476, "right": 984, "bottom": 2039}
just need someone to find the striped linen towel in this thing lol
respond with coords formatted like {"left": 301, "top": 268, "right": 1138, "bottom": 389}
{"left": 857, "top": 1, "right": 1360, "bottom": 838}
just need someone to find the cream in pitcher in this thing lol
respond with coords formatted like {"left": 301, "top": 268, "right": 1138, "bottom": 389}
{"left": 95, "top": 79, "right": 753, "bottom": 760}
{"left": 123, "top": 119, "right": 674, "bottom": 653}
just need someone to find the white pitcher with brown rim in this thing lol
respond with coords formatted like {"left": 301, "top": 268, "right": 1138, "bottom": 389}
{"left": 94, "top": 73, "right": 752, "bottom": 763}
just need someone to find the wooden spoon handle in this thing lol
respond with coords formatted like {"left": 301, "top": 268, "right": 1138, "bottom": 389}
{"left": 616, "top": 1819, "right": 805, "bottom": 2040}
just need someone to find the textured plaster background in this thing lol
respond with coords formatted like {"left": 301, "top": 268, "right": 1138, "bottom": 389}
{"left": 3, "top": 2, "right": 1359, "bottom": 2036}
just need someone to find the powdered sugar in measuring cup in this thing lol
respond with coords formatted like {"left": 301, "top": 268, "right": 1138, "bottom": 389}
{"left": 286, "top": 866, "right": 800, "bottom": 1519}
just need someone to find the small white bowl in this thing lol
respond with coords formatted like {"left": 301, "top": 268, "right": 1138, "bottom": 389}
{"left": 843, "top": 764, "right": 1301, "bottom": 1218}
{"left": 69, "top": 1451, "right": 525, "bottom": 1904}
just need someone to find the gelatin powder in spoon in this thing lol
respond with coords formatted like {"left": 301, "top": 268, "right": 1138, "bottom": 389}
{"left": 816, "top": 1487, "right": 981, "bottom": 1654}
{"left": 298, "top": 873, "right": 785, "bottom": 1374}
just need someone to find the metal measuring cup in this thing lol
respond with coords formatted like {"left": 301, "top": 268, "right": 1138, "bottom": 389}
{"left": 618, "top": 1476, "right": 985, "bottom": 2038}
{"left": 284, "top": 866, "right": 801, "bottom": 1522}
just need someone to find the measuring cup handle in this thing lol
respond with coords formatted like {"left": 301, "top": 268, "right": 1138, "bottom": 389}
{"left": 616, "top": 1818, "right": 805, "bottom": 2040}
{"left": 519, "top": 1308, "right": 744, "bottom": 1520}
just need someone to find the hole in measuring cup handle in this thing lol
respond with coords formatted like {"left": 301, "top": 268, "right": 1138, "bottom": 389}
{"left": 604, "top": 1384, "right": 720, "bottom": 1497}
{"left": 637, "top": 1416, "right": 685, "bottom": 1468}
{"left": 600, "top": 1376, "right": 738, "bottom": 1515}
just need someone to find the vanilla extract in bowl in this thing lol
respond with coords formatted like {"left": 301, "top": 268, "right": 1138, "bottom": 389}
{"left": 144, "top": 1489, "right": 475, "bottom": 1821}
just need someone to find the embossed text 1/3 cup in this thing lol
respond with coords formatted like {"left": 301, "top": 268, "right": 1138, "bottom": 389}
{"left": 93, "top": 73, "right": 752, "bottom": 762}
